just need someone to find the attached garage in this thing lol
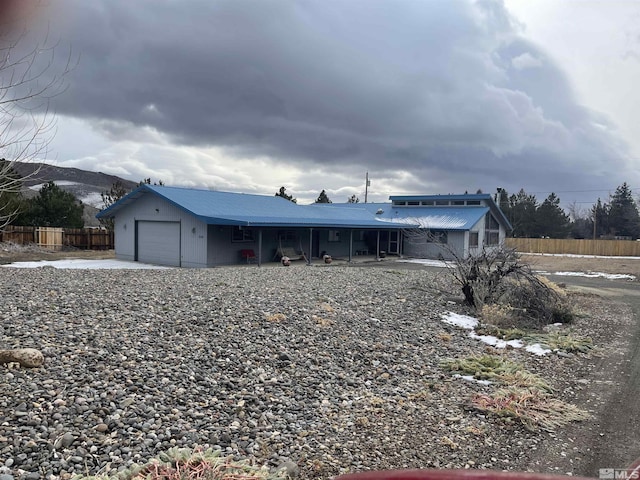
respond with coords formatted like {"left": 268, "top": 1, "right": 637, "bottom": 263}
{"left": 136, "top": 221, "right": 181, "bottom": 267}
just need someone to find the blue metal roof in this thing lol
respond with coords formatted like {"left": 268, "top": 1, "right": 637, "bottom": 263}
{"left": 97, "top": 185, "right": 414, "bottom": 229}
{"left": 314, "top": 203, "right": 489, "bottom": 230}
{"left": 386, "top": 193, "right": 512, "bottom": 230}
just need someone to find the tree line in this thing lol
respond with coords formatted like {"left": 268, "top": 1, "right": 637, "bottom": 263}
{"left": 275, "top": 186, "right": 359, "bottom": 204}
{"left": 497, "top": 183, "right": 640, "bottom": 239}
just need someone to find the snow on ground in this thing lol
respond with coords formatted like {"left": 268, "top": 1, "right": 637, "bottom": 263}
{"left": 540, "top": 271, "right": 636, "bottom": 281}
{"left": 440, "top": 312, "right": 478, "bottom": 330}
{"left": 28, "top": 180, "right": 80, "bottom": 190}
{"left": 1, "top": 259, "right": 169, "bottom": 269}
{"left": 80, "top": 192, "right": 105, "bottom": 208}
{"left": 397, "top": 258, "right": 452, "bottom": 268}
{"left": 440, "top": 312, "right": 551, "bottom": 356}
{"left": 468, "top": 331, "right": 524, "bottom": 349}
{"left": 453, "top": 374, "right": 492, "bottom": 386}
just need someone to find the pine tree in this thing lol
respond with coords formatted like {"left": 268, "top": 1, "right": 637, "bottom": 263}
{"left": 591, "top": 198, "right": 610, "bottom": 238}
{"left": 275, "top": 186, "right": 296, "bottom": 203}
{"left": 507, "top": 189, "right": 538, "bottom": 237}
{"left": 16, "top": 181, "right": 84, "bottom": 228}
{"left": 608, "top": 183, "right": 640, "bottom": 238}
{"left": 347, "top": 195, "right": 359, "bottom": 203}
{"left": 315, "top": 190, "right": 332, "bottom": 203}
{"left": 534, "top": 193, "right": 570, "bottom": 238}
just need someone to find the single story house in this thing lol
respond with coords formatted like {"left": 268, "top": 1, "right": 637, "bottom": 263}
{"left": 96, "top": 186, "right": 511, "bottom": 267}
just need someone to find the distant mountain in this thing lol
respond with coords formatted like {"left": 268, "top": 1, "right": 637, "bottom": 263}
{"left": 12, "top": 162, "right": 138, "bottom": 226}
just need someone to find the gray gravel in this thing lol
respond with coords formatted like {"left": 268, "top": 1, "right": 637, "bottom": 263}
{"left": 0, "top": 264, "right": 575, "bottom": 479}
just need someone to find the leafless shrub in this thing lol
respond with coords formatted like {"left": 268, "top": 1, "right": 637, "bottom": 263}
{"left": 404, "top": 226, "right": 574, "bottom": 327}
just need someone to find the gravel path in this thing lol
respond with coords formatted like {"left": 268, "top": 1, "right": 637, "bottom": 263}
{"left": 0, "top": 264, "right": 612, "bottom": 479}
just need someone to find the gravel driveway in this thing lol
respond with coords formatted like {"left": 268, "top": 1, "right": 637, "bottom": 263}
{"left": 0, "top": 264, "right": 630, "bottom": 479}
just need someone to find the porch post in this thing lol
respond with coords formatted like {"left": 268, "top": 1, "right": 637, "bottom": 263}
{"left": 258, "top": 229, "right": 263, "bottom": 267}
{"left": 349, "top": 230, "right": 353, "bottom": 263}
{"left": 308, "top": 228, "right": 313, "bottom": 265}
{"left": 376, "top": 230, "right": 380, "bottom": 260}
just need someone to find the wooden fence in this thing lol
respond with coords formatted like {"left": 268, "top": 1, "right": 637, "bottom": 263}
{"left": 36, "top": 227, "right": 63, "bottom": 250}
{"left": 506, "top": 238, "right": 640, "bottom": 257}
{"left": 0, "top": 225, "right": 114, "bottom": 250}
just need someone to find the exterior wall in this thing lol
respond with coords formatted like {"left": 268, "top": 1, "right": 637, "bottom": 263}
{"left": 316, "top": 229, "right": 370, "bottom": 257}
{"left": 403, "top": 231, "right": 465, "bottom": 260}
{"left": 467, "top": 214, "right": 508, "bottom": 258}
{"left": 113, "top": 193, "right": 208, "bottom": 267}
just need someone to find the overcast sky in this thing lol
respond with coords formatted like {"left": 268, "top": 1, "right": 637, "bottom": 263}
{"left": 34, "top": 0, "right": 640, "bottom": 206}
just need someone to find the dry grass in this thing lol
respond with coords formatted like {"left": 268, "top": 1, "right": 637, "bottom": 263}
{"left": 524, "top": 331, "right": 594, "bottom": 354}
{"left": 471, "top": 387, "right": 590, "bottom": 432}
{"left": 480, "top": 304, "right": 516, "bottom": 327}
{"left": 474, "top": 324, "right": 528, "bottom": 341}
{"left": 441, "top": 354, "right": 551, "bottom": 392}
{"left": 74, "top": 447, "right": 287, "bottom": 480}
{"left": 266, "top": 313, "right": 286, "bottom": 323}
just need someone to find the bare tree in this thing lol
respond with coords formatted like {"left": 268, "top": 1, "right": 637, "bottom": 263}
{"left": 0, "top": 1, "right": 72, "bottom": 228}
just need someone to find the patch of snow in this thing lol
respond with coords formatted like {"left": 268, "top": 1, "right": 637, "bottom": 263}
{"left": 80, "top": 192, "right": 104, "bottom": 208}
{"left": 29, "top": 180, "right": 79, "bottom": 190}
{"left": 453, "top": 374, "right": 492, "bottom": 386}
{"left": 525, "top": 344, "right": 552, "bottom": 356}
{"left": 546, "top": 271, "right": 636, "bottom": 281}
{"left": 440, "top": 312, "right": 478, "bottom": 330}
{"left": 440, "top": 311, "right": 551, "bottom": 356}
{"left": 400, "top": 258, "right": 453, "bottom": 268}
{"left": 469, "top": 332, "right": 524, "bottom": 349}
{"left": 1, "top": 259, "right": 170, "bottom": 269}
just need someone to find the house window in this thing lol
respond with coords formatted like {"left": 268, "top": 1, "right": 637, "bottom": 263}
{"left": 484, "top": 214, "right": 500, "bottom": 246}
{"left": 421, "top": 201, "right": 435, "bottom": 206}
{"left": 469, "top": 232, "right": 479, "bottom": 248}
{"left": 232, "top": 227, "right": 254, "bottom": 242}
{"left": 452, "top": 200, "right": 465, "bottom": 206}
{"left": 427, "top": 230, "right": 448, "bottom": 244}
{"left": 393, "top": 201, "right": 407, "bottom": 206}
{"left": 328, "top": 230, "right": 341, "bottom": 242}
{"left": 408, "top": 201, "right": 420, "bottom": 206}
{"left": 435, "top": 200, "right": 449, "bottom": 206}
{"left": 467, "top": 200, "right": 481, "bottom": 206}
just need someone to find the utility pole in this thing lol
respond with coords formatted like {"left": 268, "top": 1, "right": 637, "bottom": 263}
{"left": 364, "top": 172, "right": 370, "bottom": 203}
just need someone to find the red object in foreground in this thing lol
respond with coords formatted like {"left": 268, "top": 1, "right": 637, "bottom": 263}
{"left": 337, "top": 471, "right": 595, "bottom": 480}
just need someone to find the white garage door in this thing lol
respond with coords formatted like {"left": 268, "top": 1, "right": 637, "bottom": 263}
{"left": 137, "top": 221, "right": 181, "bottom": 266}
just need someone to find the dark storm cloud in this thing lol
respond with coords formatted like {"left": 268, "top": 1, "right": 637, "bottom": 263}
{"left": 50, "top": 0, "right": 635, "bottom": 198}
